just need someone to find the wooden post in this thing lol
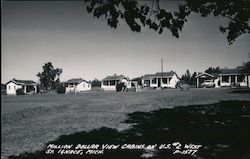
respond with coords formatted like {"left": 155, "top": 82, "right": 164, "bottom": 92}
{"left": 34, "top": 85, "right": 37, "bottom": 93}
{"left": 197, "top": 78, "right": 199, "bottom": 88}
{"left": 24, "top": 85, "right": 27, "bottom": 93}
{"left": 248, "top": 75, "right": 250, "bottom": 88}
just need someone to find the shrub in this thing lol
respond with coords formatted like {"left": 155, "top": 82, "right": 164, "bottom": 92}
{"left": 56, "top": 83, "right": 66, "bottom": 94}
{"left": 91, "top": 79, "right": 102, "bottom": 87}
{"left": 116, "top": 83, "right": 124, "bottom": 92}
{"left": 16, "top": 88, "right": 25, "bottom": 95}
{"left": 1, "top": 89, "right": 7, "bottom": 95}
{"left": 180, "top": 84, "right": 190, "bottom": 91}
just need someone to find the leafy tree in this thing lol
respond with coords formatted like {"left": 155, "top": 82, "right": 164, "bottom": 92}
{"left": 181, "top": 69, "right": 190, "bottom": 83}
{"left": 181, "top": 70, "right": 197, "bottom": 85}
{"left": 36, "top": 62, "right": 62, "bottom": 91}
{"left": 1, "top": 84, "right": 6, "bottom": 90}
{"left": 84, "top": 0, "right": 250, "bottom": 44}
{"left": 56, "top": 83, "right": 66, "bottom": 94}
{"left": 242, "top": 53, "right": 250, "bottom": 88}
{"left": 91, "top": 78, "right": 102, "bottom": 87}
{"left": 242, "top": 61, "right": 250, "bottom": 74}
{"left": 205, "top": 67, "right": 222, "bottom": 74}
{"left": 190, "top": 71, "right": 197, "bottom": 85}
{"left": 116, "top": 83, "right": 125, "bottom": 92}
{"left": 181, "top": 69, "right": 190, "bottom": 80}
{"left": 242, "top": 53, "right": 250, "bottom": 74}
{"left": 16, "top": 88, "right": 24, "bottom": 95}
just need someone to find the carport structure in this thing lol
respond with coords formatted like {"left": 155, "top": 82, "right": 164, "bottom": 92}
{"left": 195, "top": 73, "right": 216, "bottom": 88}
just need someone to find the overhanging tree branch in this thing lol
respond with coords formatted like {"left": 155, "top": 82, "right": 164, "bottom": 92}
{"left": 84, "top": 0, "right": 250, "bottom": 44}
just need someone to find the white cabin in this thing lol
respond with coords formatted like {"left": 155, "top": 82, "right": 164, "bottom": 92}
{"left": 6, "top": 79, "right": 38, "bottom": 95}
{"left": 195, "top": 69, "right": 249, "bottom": 88}
{"left": 219, "top": 68, "right": 248, "bottom": 87}
{"left": 141, "top": 71, "right": 179, "bottom": 88}
{"left": 64, "top": 78, "right": 91, "bottom": 93}
{"left": 101, "top": 74, "right": 130, "bottom": 91}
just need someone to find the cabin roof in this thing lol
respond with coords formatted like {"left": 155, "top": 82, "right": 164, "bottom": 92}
{"left": 64, "top": 78, "right": 89, "bottom": 84}
{"left": 142, "top": 71, "right": 176, "bottom": 79}
{"left": 6, "top": 79, "right": 37, "bottom": 85}
{"left": 219, "top": 68, "right": 243, "bottom": 75}
{"left": 102, "top": 75, "right": 127, "bottom": 81}
{"left": 195, "top": 72, "right": 215, "bottom": 78}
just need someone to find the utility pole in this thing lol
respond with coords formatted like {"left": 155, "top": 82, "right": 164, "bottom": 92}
{"left": 161, "top": 58, "right": 163, "bottom": 74}
{"left": 161, "top": 58, "right": 163, "bottom": 88}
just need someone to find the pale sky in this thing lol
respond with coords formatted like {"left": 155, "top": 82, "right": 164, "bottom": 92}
{"left": 1, "top": 1, "right": 250, "bottom": 83}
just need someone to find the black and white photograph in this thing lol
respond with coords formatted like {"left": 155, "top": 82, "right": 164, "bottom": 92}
{"left": 1, "top": 0, "right": 250, "bottom": 159}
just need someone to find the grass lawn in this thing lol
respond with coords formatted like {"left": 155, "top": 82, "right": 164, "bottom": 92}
{"left": 1, "top": 88, "right": 250, "bottom": 159}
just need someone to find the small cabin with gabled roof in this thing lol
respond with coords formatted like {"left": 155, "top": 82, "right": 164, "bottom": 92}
{"left": 219, "top": 68, "right": 248, "bottom": 87}
{"left": 6, "top": 79, "right": 38, "bottom": 95}
{"left": 101, "top": 74, "right": 130, "bottom": 91}
{"left": 141, "top": 71, "right": 179, "bottom": 88}
{"left": 64, "top": 78, "right": 91, "bottom": 93}
{"left": 196, "top": 68, "right": 249, "bottom": 88}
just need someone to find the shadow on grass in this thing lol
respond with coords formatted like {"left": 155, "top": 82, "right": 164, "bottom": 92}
{"left": 9, "top": 100, "right": 250, "bottom": 159}
{"left": 230, "top": 88, "right": 250, "bottom": 94}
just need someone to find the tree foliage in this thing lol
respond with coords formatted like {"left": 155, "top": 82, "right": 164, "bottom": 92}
{"left": 205, "top": 67, "right": 222, "bottom": 74}
{"left": 91, "top": 78, "right": 102, "bottom": 87}
{"left": 36, "top": 62, "right": 62, "bottom": 91}
{"left": 16, "top": 88, "right": 24, "bottom": 95}
{"left": 181, "top": 69, "right": 191, "bottom": 81}
{"left": 181, "top": 69, "right": 197, "bottom": 85}
{"left": 242, "top": 54, "right": 250, "bottom": 74}
{"left": 84, "top": 0, "right": 250, "bottom": 44}
{"left": 116, "top": 82, "right": 125, "bottom": 91}
{"left": 56, "top": 83, "right": 66, "bottom": 94}
{"left": 242, "top": 61, "right": 250, "bottom": 74}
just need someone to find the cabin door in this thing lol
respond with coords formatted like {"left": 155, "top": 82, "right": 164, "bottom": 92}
{"left": 231, "top": 75, "right": 236, "bottom": 85}
{"left": 158, "top": 78, "right": 161, "bottom": 87}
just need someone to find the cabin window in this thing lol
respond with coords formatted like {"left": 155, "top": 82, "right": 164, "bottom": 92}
{"left": 162, "top": 78, "right": 168, "bottom": 84}
{"left": 14, "top": 86, "right": 16, "bottom": 90}
{"left": 83, "top": 83, "right": 85, "bottom": 87}
{"left": 222, "top": 76, "right": 229, "bottom": 82}
{"left": 103, "top": 81, "right": 108, "bottom": 86}
{"left": 9, "top": 86, "right": 10, "bottom": 90}
{"left": 110, "top": 80, "right": 115, "bottom": 86}
{"left": 237, "top": 75, "right": 245, "bottom": 82}
{"left": 26, "top": 85, "right": 35, "bottom": 92}
{"left": 88, "top": 84, "right": 90, "bottom": 87}
{"left": 152, "top": 78, "right": 157, "bottom": 84}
